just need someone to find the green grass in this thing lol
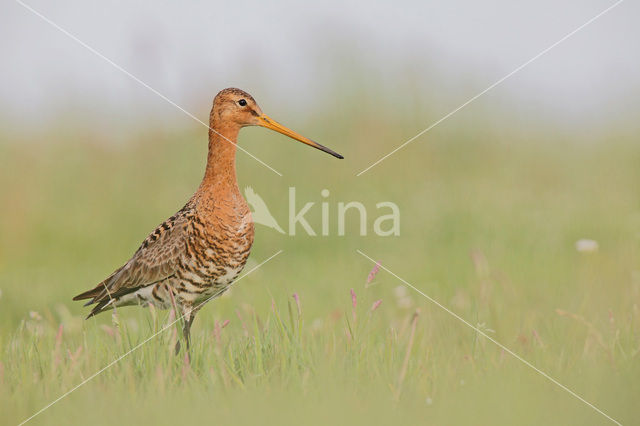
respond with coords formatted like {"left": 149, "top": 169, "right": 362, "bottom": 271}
{"left": 1, "top": 100, "right": 639, "bottom": 425}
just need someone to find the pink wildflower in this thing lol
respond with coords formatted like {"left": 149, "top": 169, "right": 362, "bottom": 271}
{"left": 292, "top": 293, "right": 301, "bottom": 315}
{"left": 367, "top": 261, "right": 381, "bottom": 284}
{"left": 371, "top": 300, "right": 382, "bottom": 312}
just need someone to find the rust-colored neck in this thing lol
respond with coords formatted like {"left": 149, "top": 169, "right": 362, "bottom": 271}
{"left": 201, "top": 122, "right": 241, "bottom": 190}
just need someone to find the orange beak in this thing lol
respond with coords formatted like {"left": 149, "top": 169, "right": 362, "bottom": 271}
{"left": 257, "top": 114, "right": 343, "bottom": 159}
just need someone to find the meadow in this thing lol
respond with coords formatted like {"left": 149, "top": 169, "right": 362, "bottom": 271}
{"left": 1, "top": 91, "right": 639, "bottom": 425}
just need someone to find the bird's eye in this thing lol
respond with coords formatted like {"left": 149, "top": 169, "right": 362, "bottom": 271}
{"left": 238, "top": 99, "right": 247, "bottom": 107}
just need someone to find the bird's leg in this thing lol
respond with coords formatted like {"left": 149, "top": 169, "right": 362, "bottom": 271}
{"left": 183, "top": 315, "right": 193, "bottom": 353}
{"left": 167, "top": 287, "right": 183, "bottom": 356}
{"left": 179, "top": 304, "right": 199, "bottom": 361}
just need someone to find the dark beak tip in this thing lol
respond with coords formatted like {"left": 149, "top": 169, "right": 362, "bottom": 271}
{"left": 316, "top": 144, "right": 343, "bottom": 159}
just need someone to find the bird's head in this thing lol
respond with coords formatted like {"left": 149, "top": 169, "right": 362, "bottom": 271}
{"left": 211, "top": 88, "right": 343, "bottom": 159}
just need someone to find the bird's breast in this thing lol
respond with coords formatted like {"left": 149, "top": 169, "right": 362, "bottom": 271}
{"left": 188, "top": 192, "right": 255, "bottom": 283}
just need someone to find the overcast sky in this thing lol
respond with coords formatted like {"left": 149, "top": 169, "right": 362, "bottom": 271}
{"left": 2, "top": 0, "right": 638, "bottom": 129}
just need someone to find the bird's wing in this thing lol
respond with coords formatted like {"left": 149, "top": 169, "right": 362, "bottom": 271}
{"left": 74, "top": 203, "right": 194, "bottom": 305}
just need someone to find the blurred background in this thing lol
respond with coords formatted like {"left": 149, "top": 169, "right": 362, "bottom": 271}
{"left": 2, "top": 0, "right": 639, "bottom": 129}
{"left": 2, "top": 0, "right": 640, "bottom": 424}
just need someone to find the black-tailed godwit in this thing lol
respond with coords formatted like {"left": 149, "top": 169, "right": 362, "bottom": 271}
{"left": 73, "top": 88, "right": 343, "bottom": 353}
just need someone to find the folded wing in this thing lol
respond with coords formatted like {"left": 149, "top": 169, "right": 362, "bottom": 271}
{"left": 73, "top": 203, "right": 194, "bottom": 317}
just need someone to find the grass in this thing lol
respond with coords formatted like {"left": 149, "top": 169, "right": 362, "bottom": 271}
{"left": 1, "top": 96, "right": 640, "bottom": 425}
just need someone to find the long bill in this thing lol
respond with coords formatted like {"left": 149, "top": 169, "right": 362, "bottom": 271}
{"left": 257, "top": 114, "right": 344, "bottom": 159}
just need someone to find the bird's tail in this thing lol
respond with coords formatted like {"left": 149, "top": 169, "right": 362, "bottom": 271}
{"left": 85, "top": 299, "right": 115, "bottom": 318}
{"left": 72, "top": 285, "right": 103, "bottom": 301}
{"left": 72, "top": 265, "right": 125, "bottom": 319}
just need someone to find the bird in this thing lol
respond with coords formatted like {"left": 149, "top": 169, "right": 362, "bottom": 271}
{"left": 73, "top": 88, "right": 343, "bottom": 354}
{"left": 244, "top": 186, "right": 285, "bottom": 234}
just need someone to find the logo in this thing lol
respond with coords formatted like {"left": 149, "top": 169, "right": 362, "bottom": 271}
{"left": 244, "top": 186, "right": 286, "bottom": 234}
{"left": 244, "top": 187, "right": 400, "bottom": 237}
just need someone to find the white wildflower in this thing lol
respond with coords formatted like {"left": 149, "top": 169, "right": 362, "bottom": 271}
{"left": 394, "top": 285, "right": 407, "bottom": 298}
{"left": 575, "top": 239, "right": 599, "bottom": 253}
{"left": 394, "top": 285, "right": 413, "bottom": 308}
